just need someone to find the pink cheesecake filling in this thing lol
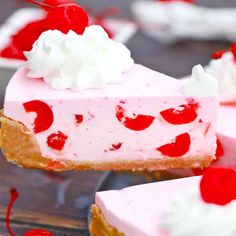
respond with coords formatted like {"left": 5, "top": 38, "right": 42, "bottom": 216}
{"left": 96, "top": 176, "right": 200, "bottom": 236}
{"left": 4, "top": 64, "right": 217, "bottom": 163}
{"left": 214, "top": 105, "right": 236, "bottom": 168}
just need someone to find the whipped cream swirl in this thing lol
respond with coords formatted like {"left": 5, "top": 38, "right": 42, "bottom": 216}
{"left": 183, "top": 64, "right": 218, "bottom": 96}
{"left": 161, "top": 189, "right": 236, "bottom": 236}
{"left": 206, "top": 52, "right": 236, "bottom": 103}
{"left": 24, "top": 25, "right": 134, "bottom": 90}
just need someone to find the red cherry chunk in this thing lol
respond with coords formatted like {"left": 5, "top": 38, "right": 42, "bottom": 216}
{"left": 75, "top": 114, "right": 84, "bottom": 125}
{"left": 46, "top": 4, "right": 89, "bottom": 35}
{"left": 23, "top": 229, "right": 53, "bottom": 236}
{"left": 160, "top": 101, "right": 199, "bottom": 125}
{"left": 156, "top": 132, "right": 191, "bottom": 157}
{"left": 200, "top": 167, "right": 236, "bottom": 205}
{"left": 116, "top": 105, "right": 155, "bottom": 131}
{"left": 109, "top": 143, "right": 122, "bottom": 151}
{"left": 23, "top": 100, "right": 54, "bottom": 134}
{"left": 47, "top": 131, "right": 68, "bottom": 151}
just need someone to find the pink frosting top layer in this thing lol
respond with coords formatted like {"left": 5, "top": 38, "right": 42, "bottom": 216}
{"left": 96, "top": 176, "right": 201, "bottom": 236}
{"left": 4, "top": 64, "right": 217, "bottom": 163}
{"left": 5, "top": 64, "right": 183, "bottom": 101}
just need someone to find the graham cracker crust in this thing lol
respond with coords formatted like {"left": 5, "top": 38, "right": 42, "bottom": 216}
{"left": 0, "top": 113, "right": 214, "bottom": 172}
{"left": 90, "top": 204, "right": 124, "bottom": 236}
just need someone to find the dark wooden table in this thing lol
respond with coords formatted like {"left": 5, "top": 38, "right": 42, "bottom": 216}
{"left": 0, "top": 0, "right": 235, "bottom": 235}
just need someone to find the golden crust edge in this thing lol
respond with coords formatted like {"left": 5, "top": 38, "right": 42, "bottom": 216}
{"left": 0, "top": 114, "right": 214, "bottom": 172}
{"left": 90, "top": 204, "right": 124, "bottom": 236}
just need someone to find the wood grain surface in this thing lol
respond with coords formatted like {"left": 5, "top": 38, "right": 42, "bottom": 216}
{"left": 0, "top": 0, "right": 235, "bottom": 235}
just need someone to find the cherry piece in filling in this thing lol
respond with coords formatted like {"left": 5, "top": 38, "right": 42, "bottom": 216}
{"left": 47, "top": 131, "right": 68, "bottom": 151}
{"left": 200, "top": 167, "right": 236, "bottom": 205}
{"left": 109, "top": 142, "right": 122, "bottom": 151}
{"left": 116, "top": 105, "right": 155, "bottom": 131}
{"left": 45, "top": 4, "right": 89, "bottom": 35}
{"left": 23, "top": 100, "right": 54, "bottom": 134}
{"left": 75, "top": 114, "right": 84, "bottom": 125}
{"left": 156, "top": 132, "right": 191, "bottom": 157}
{"left": 160, "top": 101, "right": 199, "bottom": 125}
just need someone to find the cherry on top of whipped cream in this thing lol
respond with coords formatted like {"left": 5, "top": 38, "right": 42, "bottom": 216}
{"left": 0, "top": 0, "right": 89, "bottom": 60}
{"left": 200, "top": 167, "right": 236, "bottom": 206}
{"left": 45, "top": 4, "right": 89, "bottom": 34}
{"left": 28, "top": 0, "right": 89, "bottom": 34}
{"left": 212, "top": 42, "right": 236, "bottom": 62}
{"left": 6, "top": 188, "right": 53, "bottom": 236}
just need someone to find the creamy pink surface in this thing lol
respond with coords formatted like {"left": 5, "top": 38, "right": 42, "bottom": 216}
{"left": 4, "top": 64, "right": 217, "bottom": 163}
{"left": 214, "top": 105, "right": 236, "bottom": 168}
{"left": 96, "top": 176, "right": 201, "bottom": 236}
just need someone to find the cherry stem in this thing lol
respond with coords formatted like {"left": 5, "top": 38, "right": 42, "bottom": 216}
{"left": 26, "top": 0, "right": 55, "bottom": 11}
{"left": 6, "top": 188, "right": 19, "bottom": 236}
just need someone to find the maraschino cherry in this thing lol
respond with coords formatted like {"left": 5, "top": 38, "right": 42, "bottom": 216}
{"left": 45, "top": 3, "right": 89, "bottom": 34}
{"left": 200, "top": 167, "right": 236, "bottom": 206}
{"left": 0, "top": 19, "right": 48, "bottom": 60}
{"left": 28, "top": 0, "right": 89, "bottom": 35}
{"left": 0, "top": 0, "right": 89, "bottom": 60}
{"left": 6, "top": 188, "right": 53, "bottom": 236}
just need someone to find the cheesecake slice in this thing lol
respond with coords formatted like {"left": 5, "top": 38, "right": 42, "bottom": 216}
{"left": 0, "top": 27, "right": 218, "bottom": 172}
{"left": 91, "top": 167, "right": 236, "bottom": 236}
